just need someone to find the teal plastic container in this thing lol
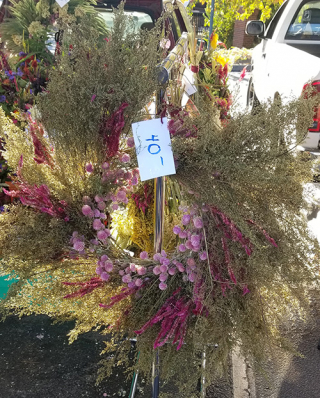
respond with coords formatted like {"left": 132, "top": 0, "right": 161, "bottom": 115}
{"left": 0, "top": 275, "right": 15, "bottom": 299}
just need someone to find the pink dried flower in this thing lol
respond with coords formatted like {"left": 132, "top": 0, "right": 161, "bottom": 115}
{"left": 122, "top": 274, "right": 132, "bottom": 283}
{"left": 82, "top": 205, "right": 92, "bottom": 216}
{"left": 153, "top": 253, "right": 161, "bottom": 261}
{"left": 127, "top": 137, "right": 135, "bottom": 148}
{"left": 153, "top": 266, "right": 161, "bottom": 275}
{"left": 121, "top": 153, "right": 131, "bottom": 163}
{"left": 101, "top": 272, "right": 110, "bottom": 281}
{"left": 192, "top": 244, "right": 200, "bottom": 252}
{"left": 117, "top": 190, "right": 127, "bottom": 202}
{"left": 130, "top": 263, "right": 136, "bottom": 272}
{"left": 96, "top": 267, "right": 103, "bottom": 275}
{"left": 185, "top": 240, "right": 193, "bottom": 250}
{"left": 168, "top": 267, "right": 177, "bottom": 275}
{"left": 160, "top": 265, "right": 168, "bottom": 273}
{"left": 187, "top": 258, "right": 196, "bottom": 268}
{"left": 179, "top": 244, "right": 186, "bottom": 252}
{"left": 191, "top": 234, "right": 200, "bottom": 246}
{"left": 188, "top": 273, "right": 196, "bottom": 282}
{"left": 161, "top": 258, "right": 170, "bottom": 266}
{"left": 131, "top": 176, "right": 138, "bottom": 185}
{"left": 193, "top": 217, "right": 203, "bottom": 229}
{"left": 102, "top": 162, "right": 109, "bottom": 170}
{"left": 136, "top": 266, "right": 147, "bottom": 276}
{"left": 95, "top": 195, "right": 104, "bottom": 203}
{"left": 104, "top": 261, "right": 113, "bottom": 272}
{"left": 73, "top": 241, "right": 85, "bottom": 252}
{"left": 199, "top": 251, "right": 207, "bottom": 261}
{"left": 179, "top": 231, "right": 188, "bottom": 239}
{"left": 97, "top": 230, "right": 109, "bottom": 241}
{"left": 93, "top": 219, "right": 103, "bottom": 230}
{"left": 119, "top": 270, "right": 125, "bottom": 276}
{"left": 140, "top": 251, "right": 148, "bottom": 260}
{"left": 173, "top": 226, "right": 181, "bottom": 235}
{"left": 159, "top": 273, "right": 168, "bottom": 282}
{"left": 135, "top": 278, "right": 143, "bottom": 287}
{"left": 98, "top": 202, "right": 106, "bottom": 210}
{"left": 182, "top": 214, "right": 191, "bottom": 225}
{"left": 159, "top": 282, "right": 167, "bottom": 290}
{"left": 86, "top": 163, "right": 93, "bottom": 173}
{"left": 124, "top": 171, "right": 132, "bottom": 180}
{"left": 176, "top": 263, "right": 185, "bottom": 272}
{"left": 94, "top": 209, "right": 101, "bottom": 218}
{"left": 101, "top": 255, "right": 108, "bottom": 261}
{"left": 112, "top": 203, "right": 119, "bottom": 211}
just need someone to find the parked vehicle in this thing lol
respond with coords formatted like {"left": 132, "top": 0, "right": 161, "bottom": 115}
{"left": 94, "top": 0, "right": 192, "bottom": 49}
{"left": 246, "top": 0, "right": 320, "bottom": 149}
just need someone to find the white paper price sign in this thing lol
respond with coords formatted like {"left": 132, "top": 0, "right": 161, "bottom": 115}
{"left": 56, "top": 0, "right": 70, "bottom": 8}
{"left": 182, "top": 67, "right": 197, "bottom": 96}
{"left": 132, "top": 118, "right": 176, "bottom": 182}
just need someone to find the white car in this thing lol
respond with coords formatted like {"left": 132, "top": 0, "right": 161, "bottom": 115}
{"left": 246, "top": 0, "right": 320, "bottom": 150}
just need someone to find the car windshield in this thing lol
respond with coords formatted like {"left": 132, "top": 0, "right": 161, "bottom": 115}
{"left": 286, "top": 0, "right": 320, "bottom": 40}
{"left": 97, "top": 9, "right": 154, "bottom": 33}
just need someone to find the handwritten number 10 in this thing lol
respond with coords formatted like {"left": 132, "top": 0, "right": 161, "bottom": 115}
{"left": 146, "top": 135, "right": 164, "bottom": 165}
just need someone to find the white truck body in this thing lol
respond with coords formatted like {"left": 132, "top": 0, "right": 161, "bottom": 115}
{"left": 248, "top": 0, "right": 320, "bottom": 149}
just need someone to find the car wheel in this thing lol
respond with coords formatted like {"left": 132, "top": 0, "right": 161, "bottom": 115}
{"left": 247, "top": 77, "right": 260, "bottom": 112}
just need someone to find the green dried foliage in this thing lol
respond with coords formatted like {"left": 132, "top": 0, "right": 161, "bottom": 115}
{"left": 37, "top": 13, "right": 161, "bottom": 166}
{"left": 0, "top": 8, "right": 320, "bottom": 397}
{"left": 0, "top": 0, "right": 107, "bottom": 56}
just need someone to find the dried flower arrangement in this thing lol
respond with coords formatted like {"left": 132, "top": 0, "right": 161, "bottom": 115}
{"left": 0, "top": 5, "right": 319, "bottom": 396}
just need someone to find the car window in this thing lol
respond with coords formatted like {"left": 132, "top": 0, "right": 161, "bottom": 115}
{"left": 265, "top": 0, "right": 288, "bottom": 39}
{"left": 98, "top": 9, "right": 154, "bottom": 32}
{"left": 286, "top": 0, "right": 320, "bottom": 40}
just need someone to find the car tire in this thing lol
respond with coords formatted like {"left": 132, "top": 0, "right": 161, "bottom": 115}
{"left": 247, "top": 77, "right": 260, "bottom": 113}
